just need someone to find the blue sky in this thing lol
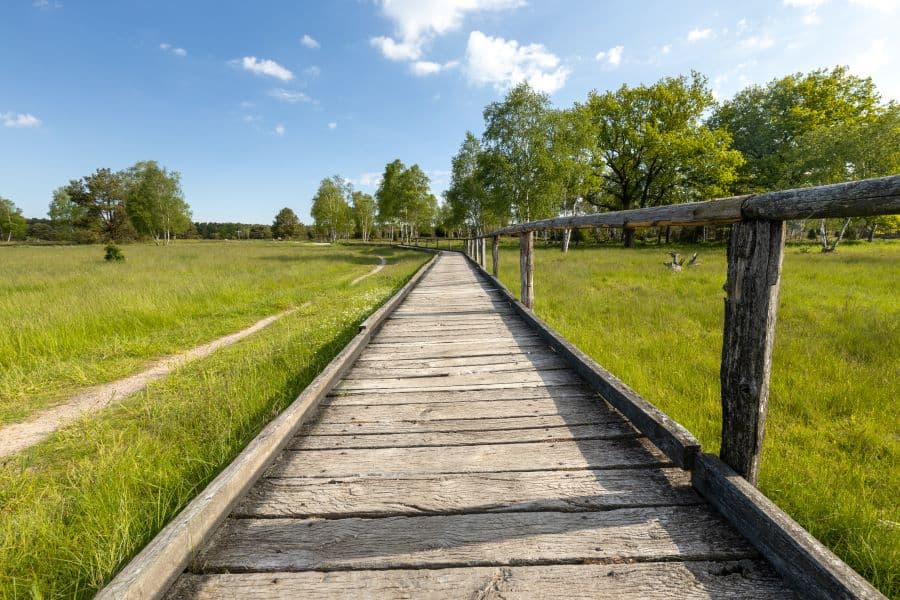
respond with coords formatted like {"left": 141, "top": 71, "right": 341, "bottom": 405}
{"left": 2, "top": 0, "right": 898, "bottom": 223}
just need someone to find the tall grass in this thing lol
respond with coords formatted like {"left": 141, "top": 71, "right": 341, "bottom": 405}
{"left": 0, "top": 243, "right": 428, "bottom": 598}
{"left": 497, "top": 240, "right": 899, "bottom": 597}
{"left": 0, "top": 242, "right": 400, "bottom": 424}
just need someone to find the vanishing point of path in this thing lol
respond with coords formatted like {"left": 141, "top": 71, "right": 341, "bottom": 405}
{"left": 166, "top": 252, "right": 795, "bottom": 598}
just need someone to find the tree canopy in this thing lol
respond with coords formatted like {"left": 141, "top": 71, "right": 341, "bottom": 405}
{"left": 125, "top": 160, "right": 191, "bottom": 245}
{"left": 272, "top": 207, "right": 301, "bottom": 239}
{"left": 311, "top": 176, "right": 352, "bottom": 242}
{"left": 1, "top": 197, "right": 27, "bottom": 242}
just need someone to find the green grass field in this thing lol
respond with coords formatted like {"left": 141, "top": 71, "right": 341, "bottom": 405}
{"left": 0, "top": 242, "right": 428, "bottom": 598}
{"left": 496, "top": 240, "right": 899, "bottom": 597}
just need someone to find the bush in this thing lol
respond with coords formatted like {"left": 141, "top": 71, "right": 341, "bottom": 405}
{"left": 104, "top": 243, "right": 125, "bottom": 262}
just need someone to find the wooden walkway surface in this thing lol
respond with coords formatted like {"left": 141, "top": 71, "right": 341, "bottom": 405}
{"left": 167, "top": 252, "right": 795, "bottom": 599}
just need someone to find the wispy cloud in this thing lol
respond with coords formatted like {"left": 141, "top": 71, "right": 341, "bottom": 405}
{"left": 232, "top": 56, "right": 294, "bottom": 81}
{"left": 1, "top": 112, "right": 42, "bottom": 128}
{"left": 849, "top": 0, "right": 897, "bottom": 12}
{"left": 739, "top": 34, "right": 775, "bottom": 50}
{"left": 303, "top": 65, "right": 321, "bottom": 77}
{"left": 300, "top": 34, "right": 320, "bottom": 49}
{"left": 410, "top": 60, "right": 459, "bottom": 76}
{"left": 595, "top": 45, "right": 624, "bottom": 67}
{"left": 268, "top": 88, "right": 311, "bottom": 103}
{"left": 328, "top": 121, "right": 337, "bottom": 130}
{"left": 159, "top": 43, "right": 187, "bottom": 57}
{"left": 687, "top": 27, "right": 713, "bottom": 42}
{"left": 465, "top": 30, "right": 569, "bottom": 94}
{"left": 274, "top": 124, "right": 286, "bottom": 136}
{"left": 354, "top": 172, "right": 383, "bottom": 188}
{"left": 32, "top": 0, "right": 62, "bottom": 10}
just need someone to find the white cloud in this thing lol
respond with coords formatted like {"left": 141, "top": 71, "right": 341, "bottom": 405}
{"left": 1, "top": 112, "right": 42, "bottom": 128}
{"left": 160, "top": 43, "right": 187, "bottom": 57}
{"left": 267, "top": 89, "right": 311, "bottom": 103}
{"left": 661, "top": 44, "right": 671, "bottom": 55}
{"left": 33, "top": 0, "right": 62, "bottom": 9}
{"left": 783, "top": 0, "right": 827, "bottom": 6}
{"left": 304, "top": 65, "right": 321, "bottom": 77}
{"left": 370, "top": 36, "right": 423, "bottom": 61}
{"left": 852, "top": 37, "right": 890, "bottom": 74}
{"left": 687, "top": 28, "right": 713, "bottom": 42}
{"left": 410, "top": 59, "right": 459, "bottom": 76}
{"left": 464, "top": 30, "right": 570, "bottom": 94}
{"left": 274, "top": 124, "right": 286, "bottom": 136}
{"left": 328, "top": 121, "right": 337, "bottom": 130}
{"left": 370, "top": 0, "right": 523, "bottom": 62}
{"left": 739, "top": 34, "right": 775, "bottom": 50}
{"left": 595, "top": 45, "right": 624, "bottom": 67}
{"left": 233, "top": 56, "right": 294, "bottom": 81}
{"left": 355, "top": 172, "right": 383, "bottom": 187}
{"left": 300, "top": 34, "right": 320, "bottom": 49}
{"left": 849, "top": 0, "right": 897, "bottom": 11}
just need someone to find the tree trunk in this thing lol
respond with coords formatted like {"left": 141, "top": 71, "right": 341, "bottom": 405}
{"left": 561, "top": 228, "right": 571, "bottom": 253}
{"left": 665, "top": 226, "right": 671, "bottom": 244}
{"left": 623, "top": 228, "right": 635, "bottom": 248}
{"left": 818, "top": 219, "right": 828, "bottom": 252}
{"left": 868, "top": 224, "right": 877, "bottom": 242}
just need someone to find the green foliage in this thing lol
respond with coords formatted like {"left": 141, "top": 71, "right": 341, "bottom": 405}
{"left": 710, "top": 66, "right": 886, "bottom": 191}
{"left": 311, "top": 175, "right": 352, "bottom": 241}
{"left": 271, "top": 207, "right": 301, "bottom": 239}
{"left": 496, "top": 242, "right": 899, "bottom": 596}
{"left": 351, "top": 191, "right": 376, "bottom": 241}
{"left": 480, "top": 82, "right": 558, "bottom": 222}
{"left": 0, "top": 197, "right": 28, "bottom": 241}
{"left": 585, "top": 71, "right": 743, "bottom": 213}
{"left": 47, "top": 187, "right": 85, "bottom": 238}
{"left": 375, "top": 159, "right": 436, "bottom": 241}
{"left": 125, "top": 161, "right": 191, "bottom": 244}
{"left": 64, "top": 168, "right": 134, "bottom": 242}
{"left": 103, "top": 243, "right": 124, "bottom": 262}
{"left": 445, "top": 132, "right": 491, "bottom": 234}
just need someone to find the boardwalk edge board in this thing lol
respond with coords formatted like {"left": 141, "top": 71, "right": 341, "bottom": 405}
{"left": 460, "top": 252, "right": 700, "bottom": 470}
{"left": 461, "top": 250, "right": 885, "bottom": 600}
{"left": 692, "top": 453, "right": 886, "bottom": 600}
{"left": 97, "top": 252, "right": 439, "bottom": 600}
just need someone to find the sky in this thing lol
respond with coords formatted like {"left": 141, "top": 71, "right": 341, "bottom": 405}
{"left": 2, "top": 0, "right": 898, "bottom": 223}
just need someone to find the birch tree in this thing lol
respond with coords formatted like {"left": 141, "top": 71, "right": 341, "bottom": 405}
{"left": 352, "top": 191, "right": 376, "bottom": 241}
{"left": 125, "top": 161, "right": 191, "bottom": 245}
{"left": 311, "top": 175, "right": 352, "bottom": 242}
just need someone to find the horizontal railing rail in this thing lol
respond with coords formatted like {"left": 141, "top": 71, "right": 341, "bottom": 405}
{"left": 453, "top": 174, "right": 900, "bottom": 486}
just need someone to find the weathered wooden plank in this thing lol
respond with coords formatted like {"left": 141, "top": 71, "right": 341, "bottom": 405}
{"left": 742, "top": 174, "right": 900, "bottom": 220}
{"left": 344, "top": 356, "right": 570, "bottom": 379}
{"left": 354, "top": 351, "right": 558, "bottom": 370}
{"left": 168, "top": 561, "right": 794, "bottom": 600}
{"left": 291, "top": 421, "right": 639, "bottom": 449}
{"left": 359, "top": 342, "right": 549, "bottom": 360}
{"left": 519, "top": 231, "right": 534, "bottom": 308}
{"left": 324, "top": 384, "right": 594, "bottom": 406}
{"left": 370, "top": 326, "right": 536, "bottom": 341}
{"left": 693, "top": 453, "right": 885, "bottom": 600}
{"left": 193, "top": 506, "right": 756, "bottom": 572}
{"left": 268, "top": 438, "right": 669, "bottom": 478}
{"left": 366, "top": 333, "right": 544, "bottom": 346}
{"left": 236, "top": 468, "right": 697, "bottom": 518}
{"left": 720, "top": 219, "right": 785, "bottom": 484}
{"left": 334, "top": 369, "right": 580, "bottom": 392}
{"left": 305, "top": 414, "right": 621, "bottom": 436}
{"left": 492, "top": 234, "right": 500, "bottom": 276}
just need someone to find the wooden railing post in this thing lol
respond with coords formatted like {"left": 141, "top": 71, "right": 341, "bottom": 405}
{"left": 720, "top": 219, "right": 786, "bottom": 485}
{"left": 492, "top": 235, "right": 499, "bottom": 277}
{"left": 480, "top": 237, "right": 486, "bottom": 268}
{"left": 519, "top": 231, "right": 534, "bottom": 309}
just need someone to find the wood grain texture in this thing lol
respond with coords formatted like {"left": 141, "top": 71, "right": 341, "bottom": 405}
{"left": 304, "top": 414, "right": 623, "bottom": 435}
{"left": 168, "top": 561, "right": 795, "bottom": 599}
{"left": 235, "top": 468, "right": 699, "bottom": 518}
{"left": 269, "top": 438, "right": 670, "bottom": 478}
{"left": 194, "top": 506, "right": 757, "bottom": 572}
{"left": 323, "top": 384, "right": 596, "bottom": 406}
{"left": 720, "top": 220, "right": 785, "bottom": 484}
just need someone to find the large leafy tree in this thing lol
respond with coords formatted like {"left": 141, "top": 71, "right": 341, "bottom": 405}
{"left": 64, "top": 168, "right": 134, "bottom": 242}
{"left": 272, "top": 207, "right": 301, "bottom": 239}
{"left": 48, "top": 186, "right": 86, "bottom": 240}
{"left": 445, "top": 132, "right": 493, "bottom": 236}
{"left": 311, "top": 176, "right": 352, "bottom": 242}
{"left": 710, "top": 66, "right": 882, "bottom": 191}
{"left": 125, "top": 161, "right": 191, "bottom": 245}
{"left": 351, "top": 191, "right": 376, "bottom": 242}
{"left": 547, "top": 107, "right": 598, "bottom": 251}
{"left": 585, "top": 71, "right": 743, "bottom": 246}
{"left": 480, "top": 82, "right": 557, "bottom": 223}
{"left": 1, "top": 197, "right": 27, "bottom": 242}
{"left": 375, "top": 160, "right": 434, "bottom": 242}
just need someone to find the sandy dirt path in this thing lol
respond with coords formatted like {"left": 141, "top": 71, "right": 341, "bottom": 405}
{"left": 350, "top": 256, "right": 387, "bottom": 285}
{"left": 0, "top": 308, "right": 296, "bottom": 458}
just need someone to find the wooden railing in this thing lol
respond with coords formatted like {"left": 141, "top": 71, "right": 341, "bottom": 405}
{"left": 453, "top": 175, "right": 900, "bottom": 485}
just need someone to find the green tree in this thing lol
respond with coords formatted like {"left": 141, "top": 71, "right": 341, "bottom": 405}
{"left": 548, "top": 107, "right": 598, "bottom": 252}
{"left": 375, "top": 160, "right": 433, "bottom": 242}
{"left": 480, "top": 82, "right": 557, "bottom": 223}
{"left": 125, "top": 161, "right": 191, "bottom": 245}
{"left": 351, "top": 191, "right": 376, "bottom": 241}
{"left": 710, "top": 66, "right": 883, "bottom": 191}
{"left": 0, "top": 197, "right": 27, "bottom": 242}
{"left": 48, "top": 186, "right": 86, "bottom": 240}
{"left": 585, "top": 71, "right": 743, "bottom": 246}
{"left": 272, "top": 207, "right": 301, "bottom": 239}
{"left": 311, "top": 176, "right": 352, "bottom": 242}
{"left": 445, "top": 132, "right": 493, "bottom": 236}
{"left": 65, "top": 168, "right": 134, "bottom": 242}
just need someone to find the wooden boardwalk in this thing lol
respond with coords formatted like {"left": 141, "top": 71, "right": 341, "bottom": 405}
{"left": 166, "top": 252, "right": 796, "bottom": 598}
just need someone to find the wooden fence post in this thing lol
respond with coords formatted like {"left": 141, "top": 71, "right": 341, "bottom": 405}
{"left": 519, "top": 231, "right": 534, "bottom": 309}
{"left": 720, "top": 219, "right": 786, "bottom": 485}
{"left": 492, "top": 235, "right": 499, "bottom": 277}
{"left": 480, "top": 237, "right": 486, "bottom": 268}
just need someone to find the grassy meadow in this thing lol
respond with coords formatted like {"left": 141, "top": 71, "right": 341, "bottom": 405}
{"left": 496, "top": 239, "right": 899, "bottom": 597}
{"left": 0, "top": 241, "right": 428, "bottom": 598}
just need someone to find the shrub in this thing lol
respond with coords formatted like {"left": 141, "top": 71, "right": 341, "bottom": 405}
{"left": 104, "top": 243, "right": 125, "bottom": 262}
